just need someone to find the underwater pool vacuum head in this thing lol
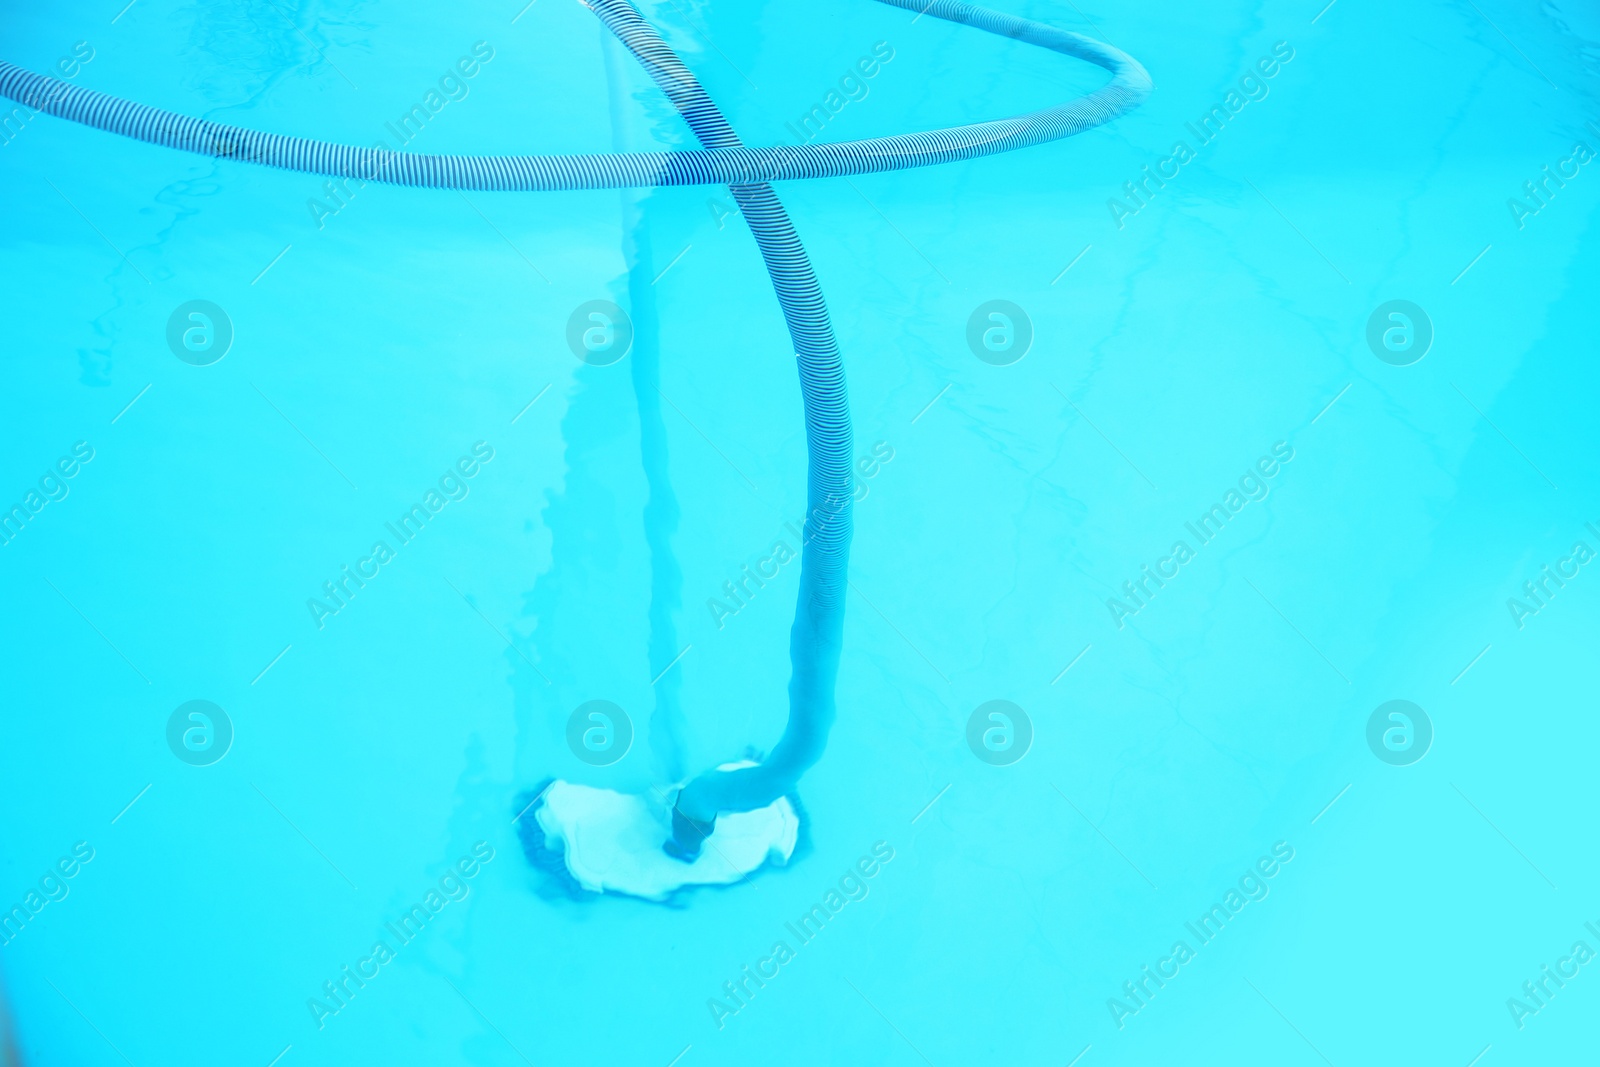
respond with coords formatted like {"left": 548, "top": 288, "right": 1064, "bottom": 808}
{"left": 519, "top": 763, "right": 800, "bottom": 901}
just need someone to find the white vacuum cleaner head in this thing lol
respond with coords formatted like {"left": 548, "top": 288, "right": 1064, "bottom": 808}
{"left": 520, "top": 762, "right": 800, "bottom": 902}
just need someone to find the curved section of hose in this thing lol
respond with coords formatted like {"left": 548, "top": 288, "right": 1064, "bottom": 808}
{"left": 0, "top": 0, "right": 1147, "bottom": 843}
{"left": 0, "top": 0, "right": 1148, "bottom": 192}
{"left": 586, "top": 0, "right": 851, "bottom": 838}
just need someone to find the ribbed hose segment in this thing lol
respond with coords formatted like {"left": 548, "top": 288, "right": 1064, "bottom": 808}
{"left": 586, "top": 0, "right": 852, "bottom": 831}
{"left": 0, "top": 0, "right": 1148, "bottom": 191}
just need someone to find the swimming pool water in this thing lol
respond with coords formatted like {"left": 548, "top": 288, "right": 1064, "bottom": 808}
{"left": 3, "top": 0, "right": 1599, "bottom": 1063}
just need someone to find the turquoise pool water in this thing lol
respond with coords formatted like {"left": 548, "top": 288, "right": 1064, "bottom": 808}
{"left": 4, "top": 0, "right": 1600, "bottom": 1062}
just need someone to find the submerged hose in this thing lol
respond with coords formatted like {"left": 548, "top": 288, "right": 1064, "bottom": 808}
{"left": 2, "top": 0, "right": 1147, "bottom": 856}
{"left": 0, "top": 1, "right": 1148, "bottom": 192}
{"left": 584, "top": 0, "right": 852, "bottom": 855}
